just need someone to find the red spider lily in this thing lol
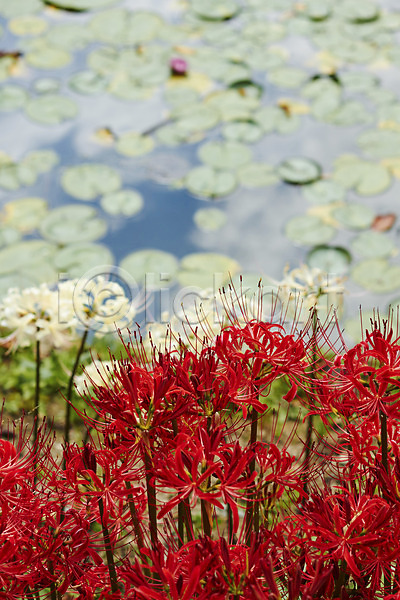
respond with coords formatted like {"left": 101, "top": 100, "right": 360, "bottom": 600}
{"left": 254, "top": 441, "right": 305, "bottom": 503}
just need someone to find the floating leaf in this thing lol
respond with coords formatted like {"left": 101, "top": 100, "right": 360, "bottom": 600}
{"left": 254, "top": 105, "right": 301, "bottom": 134}
{"left": 285, "top": 215, "right": 336, "bottom": 246}
{"left": 40, "top": 205, "right": 107, "bottom": 244}
{"left": 9, "top": 15, "right": 48, "bottom": 36}
{"left": 237, "top": 163, "right": 279, "bottom": 188}
{"left": 171, "top": 104, "right": 220, "bottom": 134}
{"left": 0, "top": 274, "right": 35, "bottom": 298}
{"left": 177, "top": 252, "right": 240, "bottom": 288}
{"left": 222, "top": 120, "right": 263, "bottom": 143}
{"left": 332, "top": 203, "right": 375, "bottom": 230}
{"left": 54, "top": 243, "right": 114, "bottom": 278}
{"left": 100, "top": 190, "right": 143, "bottom": 217}
{"left": 334, "top": 0, "right": 380, "bottom": 23}
{"left": 340, "top": 71, "right": 378, "bottom": 92}
{"left": 332, "top": 156, "right": 392, "bottom": 195}
{"left": 116, "top": 132, "right": 155, "bottom": 157}
{"left": 45, "top": 23, "right": 94, "bottom": 50}
{"left": 302, "top": 180, "right": 346, "bottom": 204}
{"left": 371, "top": 214, "right": 396, "bottom": 232}
{"left": 0, "top": 227, "right": 21, "bottom": 247}
{"left": 242, "top": 21, "right": 285, "bottom": 43}
{"left": 0, "top": 84, "right": 29, "bottom": 111}
{"left": 352, "top": 259, "right": 400, "bottom": 292}
{"left": 198, "top": 140, "right": 252, "bottom": 170}
{"left": 278, "top": 157, "right": 322, "bottom": 185}
{"left": 2, "top": 197, "right": 48, "bottom": 232}
{"left": 90, "top": 10, "right": 163, "bottom": 44}
{"left": 0, "top": 240, "right": 57, "bottom": 280}
{"left": 33, "top": 78, "right": 60, "bottom": 94}
{"left": 61, "top": 164, "right": 121, "bottom": 201}
{"left": 351, "top": 231, "right": 395, "bottom": 259}
{"left": 190, "top": 0, "right": 240, "bottom": 21}
{"left": 120, "top": 249, "right": 178, "bottom": 288}
{"left": 307, "top": 245, "right": 351, "bottom": 273}
{"left": 43, "top": 0, "right": 118, "bottom": 10}
{"left": 185, "top": 165, "right": 237, "bottom": 198}
{"left": 194, "top": 208, "right": 227, "bottom": 231}
{"left": 23, "top": 150, "right": 59, "bottom": 173}
{"left": 69, "top": 70, "right": 108, "bottom": 95}
{"left": 357, "top": 129, "right": 400, "bottom": 159}
{"left": 268, "top": 67, "right": 308, "bottom": 89}
{"left": 205, "top": 89, "right": 260, "bottom": 122}
{"left": 25, "top": 95, "right": 78, "bottom": 125}
{"left": 25, "top": 41, "right": 71, "bottom": 69}
{"left": 327, "top": 101, "right": 373, "bottom": 126}
{"left": 0, "top": 0, "right": 43, "bottom": 18}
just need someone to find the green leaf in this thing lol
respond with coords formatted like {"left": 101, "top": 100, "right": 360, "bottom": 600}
{"left": 222, "top": 120, "right": 263, "bottom": 143}
{"left": 351, "top": 231, "right": 395, "bottom": 258}
{"left": 120, "top": 249, "right": 178, "bottom": 288}
{"left": 90, "top": 9, "right": 163, "bottom": 44}
{"left": 25, "top": 95, "right": 78, "bottom": 125}
{"left": 54, "top": 243, "right": 114, "bottom": 278}
{"left": 332, "top": 157, "right": 392, "bottom": 195}
{"left": 100, "top": 190, "right": 143, "bottom": 217}
{"left": 2, "top": 197, "right": 48, "bottom": 232}
{"left": 278, "top": 157, "right": 322, "bottom": 185}
{"left": 43, "top": 0, "right": 118, "bottom": 11}
{"left": 302, "top": 180, "right": 346, "bottom": 204}
{"left": 307, "top": 245, "right": 351, "bottom": 273}
{"left": 190, "top": 0, "right": 240, "bottom": 21}
{"left": 332, "top": 202, "right": 375, "bottom": 230}
{"left": 194, "top": 208, "right": 227, "bottom": 231}
{"left": 198, "top": 140, "right": 252, "bottom": 170}
{"left": 177, "top": 252, "right": 240, "bottom": 288}
{"left": 357, "top": 129, "right": 400, "bottom": 159}
{"left": 0, "top": 84, "right": 29, "bottom": 111}
{"left": 61, "top": 164, "right": 121, "bottom": 200}
{"left": 352, "top": 259, "right": 400, "bottom": 292}
{"left": 237, "top": 163, "right": 279, "bottom": 188}
{"left": 285, "top": 215, "right": 336, "bottom": 246}
{"left": 268, "top": 67, "right": 308, "bottom": 88}
{"left": 185, "top": 165, "right": 237, "bottom": 198}
{"left": 40, "top": 205, "right": 107, "bottom": 244}
{"left": 116, "top": 132, "right": 155, "bottom": 157}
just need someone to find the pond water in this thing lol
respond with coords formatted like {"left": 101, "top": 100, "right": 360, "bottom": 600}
{"left": 1, "top": 0, "right": 400, "bottom": 339}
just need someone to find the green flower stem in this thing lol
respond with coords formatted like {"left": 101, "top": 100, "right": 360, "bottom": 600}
{"left": 98, "top": 496, "right": 119, "bottom": 594}
{"left": 380, "top": 410, "right": 391, "bottom": 594}
{"left": 245, "top": 407, "right": 259, "bottom": 546}
{"left": 33, "top": 340, "right": 40, "bottom": 448}
{"left": 304, "top": 309, "right": 318, "bottom": 494}
{"left": 143, "top": 434, "right": 158, "bottom": 549}
{"left": 64, "top": 328, "right": 88, "bottom": 446}
{"left": 126, "top": 480, "right": 145, "bottom": 551}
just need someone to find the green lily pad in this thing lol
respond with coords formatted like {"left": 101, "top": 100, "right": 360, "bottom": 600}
{"left": 23, "top": 150, "right": 59, "bottom": 173}
{"left": 177, "top": 252, "right": 240, "bottom": 288}
{"left": 332, "top": 156, "right": 392, "bottom": 195}
{"left": 327, "top": 101, "right": 373, "bottom": 126}
{"left": 194, "top": 208, "right": 227, "bottom": 231}
{"left": 43, "top": 0, "right": 118, "bottom": 10}
{"left": 278, "top": 157, "right": 322, "bottom": 185}
{"left": 90, "top": 9, "right": 163, "bottom": 44}
{"left": 285, "top": 215, "right": 336, "bottom": 246}
{"left": 302, "top": 180, "right": 346, "bottom": 204}
{"left": 25, "top": 42, "right": 71, "bottom": 69}
{"left": 100, "top": 190, "right": 143, "bottom": 217}
{"left": 54, "top": 243, "right": 114, "bottom": 278}
{"left": 334, "top": 0, "right": 380, "bottom": 23}
{"left": 69, "top": 70, "right": 108, "bottom": 95}
{"left": 0, "top": 84, "right": 29, "bottom": 111}
{"left": 351, "top": 231, "right": 396, "bottom": 259}
{"left": 8, "top": 15, "right": 48, "bottom": 35}
{"left": 164, "top": 87, "right": 200, "bottom": 108}
{"left": 33, "top": 78, "right": 60, "bottom": 94}
{"left": 190, "top": 0, "right": 240, "bottom": 21}
{"left": 185, "top": 165, "right": 237, "bottom": 198}
{"left": 205, "top": 89, "right": 260, "bottom": 122}
{"left": 357, "top": 130, "right": 400, "bottom": 159}
{"left": 242, "top": 21, "right": 285, "bottom": 43}
{"left": 198, "top": 140, "right": 252, "bottom": 170}
{"left": 171, "top": 104, "right": 220, "bottom": 134}
{"left": 254, "top": 106, "right": 301, "bottom": 135}
{"left": 302, "top": 0, "right": 331, "bottom": 21}
{"left": 0, "top": 240, "right": 57, "bottom": 278}
{"left": 156, "top": 123, "right": 194, "bottom": 147}
{"left": 0, "top": 150, "right": 58, "bottom": 191}
{"left": 222, "top": 120, "right": 263, "bottom": 143}
{"left": 307, "top": 245, "right": 351, "bottom": 274}
{"left": 268, "top": 67, "right": 308, "bottom": 89}
{"left": 40, "top": 205, "right": 107, "bottom": 244}
{"left": 237, "top": 163, "right": 279, "bottom": 188}
{"left": 0, "top": 274, "right": 36, "bottom": 298}
{"left": 45, "top": 24, "right": 94, "bottom": 50}
{"left": 0, "top": 0, "right": 43, "bottom": 18}
{"left": 0, "top": 227, "right": 21, "bottom": 247}
{"left": 116, "top": 132, "right": 155, "bottom": 157}
{"left": 352, "top": 259, "right": 400, "bottom": 292}
{"left": 340, "top": 71, "right": 378, "bottom": 93}
{"left": 25, "top": 95, "right": 78, "bottom": 125}
{"left": 2, "top": 197, "right": 48, "bottom": 232}
{"left": 332, "top": 203, "right": 375, "bottom": 230}
{"left": 120, "top": 249, "right": 178, "bottom": 288}
{"left": 61, "top": 164, "right": 121, "bottom": 200}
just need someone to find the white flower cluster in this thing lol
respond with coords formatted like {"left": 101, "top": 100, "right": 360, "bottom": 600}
{"left": 0, "top": 275, "right": 139, "bottom": 353}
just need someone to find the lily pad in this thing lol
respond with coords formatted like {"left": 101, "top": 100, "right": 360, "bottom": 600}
{"left": 2, "top": 197, "right": 48, "bottom": 232}
{"left": 357, "top": 129, "right": 400, "bottom": 159}
{"left": 25, "top": 95, "right": 78, "bottom": 125}
{"left": 351, "top": 231, "right": 395, "bottom": 259}
{"left": 334, "top": 0, "right": 380, "bottom": 23}
{"left": 307, "top": 245, "right": 351, "bottom": 274}
{"left": 237, "top": 163, "right": 279, "bottom": 188}
{"left": 285, "top": 215, "right": 336, "bottom": 246}
{"left": 332, "top": 156, "right": 392, "bottom": 195}
{"left": 8, "top": 15, "right": 48, "bottom": 36}
{"left": 45, "top": 24, "right": 94, "bottom": 50}
{"left": 185, "top": 165, "right": 237, "bottom": 198}
{"left": 120, "top": 249, "right": 178, "bottom": 288}
{"left": 0, "top": 0, "right": 43, "bottom": 18}
{"left": 43, "top": 0, "right": 118, "bottom": 10}
{"left": 0, "top": 227, "right": 21, "bottom": 247}
{"left": 69, "top": 70, "right": 108, "bottom": 95}
{"left": 268, "top": 67, "right": 308, "bottom": 89}
{"left": 332, "top": 203, "right": 375, "bottom": 230}
{"left": 222, "top": 120, "right": 263, "bottom": 143}
{"left": 254, "top": 105, "right": 301, "bottom": 135}
{"left": 172, "top": 104, "right": 220, "bottom": 134}
{"left": 116, "top": 132, "right": 155, "bottom": 157}
{"left": 25, "top": 42, "right": 71, "bottom": 70}
{"left": 177, "top": 252, "right": 240, "bottom": 288}
{"left": 40, "top": 205, "right": 107, "bottom": 244}
{"left": 194, "top": 208, "right": 227, "bottom": 231}
{"left": 33, "top": 78, "right": 60, "bottom": 94}
{"left": 54, "top": 243, "right": 114, "bottom": 278}
{"left": 205, "top": 89, "right": 260, "bottom": 122}
{"left": 90, "top": 10, "right": 163, "bottom": 44}
{"left": 0, "top": 240, "right": 57, "bottom": 279}
{"left": 61, "top": 164, "right": 121, "bottom": 200}
{"left": 302, "top": 180, "right": 346, "bottom": 204}
{"left": 190, "top": 0, "right": 240, "bottom": 21}
{"left": 278, "top": 157, "right": 322, "bottom": 185}
{"left": 198, "top": 140, "right": 252, "bottom": 170}
{"left": 352, "top": 259, "right": 400, "bottom": 292}
{"left": 0, "top": 84, "right": 29, "bottom": 111}
{"left": 100, "top": 190, "right": 143, "bottom": 217}
{"left": 23, "top": 149, "right": 59, "bottom": 173}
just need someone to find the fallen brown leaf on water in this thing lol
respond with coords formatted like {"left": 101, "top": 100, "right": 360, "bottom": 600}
{"left": 371, "top": 213, "right": 396, "bottom": 232}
